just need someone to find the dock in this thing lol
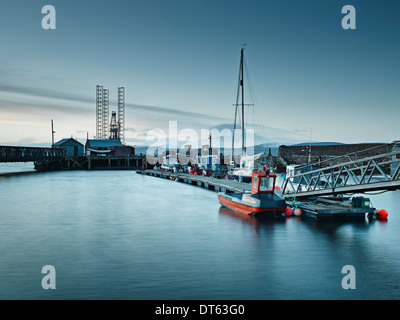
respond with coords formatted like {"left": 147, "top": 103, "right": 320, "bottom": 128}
{"left": 137, "top": 169, "right": 377, "bottom": 219}
{"left": 136, "top": 169, "right": 251, "bottom": 193}
{"left": 293, "top": 197, "right": 376, "bottom": 219}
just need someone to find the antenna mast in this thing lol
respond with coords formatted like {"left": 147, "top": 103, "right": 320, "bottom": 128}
{"left": 51, "top": 119, "right": 55, "bottom": 147}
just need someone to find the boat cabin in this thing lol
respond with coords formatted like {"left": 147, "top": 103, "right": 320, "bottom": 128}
{"left": 251, "top": 170, "right": 277, "bottom": 195}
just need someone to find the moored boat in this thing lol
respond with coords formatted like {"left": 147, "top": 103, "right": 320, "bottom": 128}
{"left": 218, "top": 169, "right": 287, "bottom": 216}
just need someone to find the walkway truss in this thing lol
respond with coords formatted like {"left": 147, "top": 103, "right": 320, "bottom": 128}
{"left": 0, "top": 146, "right": 64, "bottom": 163}
{"left": 281, "top": 149, "right": 400, "bottom": 198}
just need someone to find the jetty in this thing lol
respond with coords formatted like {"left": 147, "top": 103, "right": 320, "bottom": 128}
{"left": 287, "top": 197, "right": 376, "bottom": 219}
{"left": 136, "top": 169, "right": 380, "bottom": 219}
{"left": 136, "top": 169, "right": 251, "bottom": 194}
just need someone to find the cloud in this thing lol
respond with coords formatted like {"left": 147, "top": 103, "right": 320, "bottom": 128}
{"left": 0, "top": 82, "right": 229, "bottom": 128}
{"left": 0, "top": 83, "right": 92, "bottom": 105}
{"left": 0, "top": 118, "right": 43, "bottom": 126}
{"left": 127, "top": 103, "right": 230, "bottom": 128}
{"left": 0, "top": 83, "right": 306, "bottom": 146}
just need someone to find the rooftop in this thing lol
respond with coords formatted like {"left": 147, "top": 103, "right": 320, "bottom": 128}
{"left": 54, "top": 138, "right": 84, "bottom": 146}
{"left": 86, "top": 138, "right": 122, "bottom": 149}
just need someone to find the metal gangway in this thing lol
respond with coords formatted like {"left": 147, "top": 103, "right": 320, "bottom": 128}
{"left": 0, "top": 146, "right": 65, "bottom": 163}
{"left": 281, "top": 147, "right": 400, "bottom": 198}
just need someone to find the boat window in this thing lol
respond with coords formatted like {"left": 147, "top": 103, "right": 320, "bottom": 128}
{"left": 260, "top": 176, "right": 273, "bottom": 191}
{"left": 253, "top": 176, "right": 257, "bottom": 189}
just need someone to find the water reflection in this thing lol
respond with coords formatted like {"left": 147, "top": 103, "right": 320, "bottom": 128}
{"left": 1, "top": 169, "right": 400, "bottom": 299}
{"left": 218, "top": 206, "right": 287, "bottom": 227}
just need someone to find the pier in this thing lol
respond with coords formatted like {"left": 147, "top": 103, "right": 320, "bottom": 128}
{"left": 137, "top": 169, "right": 251, "bottom": 194}
{"left": 0, "top": 145, "right": 145, "bottom": 171}
{"left": 293, "top": 197, "right": 376, "bottom": 218}
{"left": 63, "top": 154, "right": 145, "bottom": 170}
{"left": 137, "top": 169, "right": 382, "bottom": 219}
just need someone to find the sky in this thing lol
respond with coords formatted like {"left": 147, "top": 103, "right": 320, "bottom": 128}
{"left": 0, "top": 0, "right": 399, "bottom": 147}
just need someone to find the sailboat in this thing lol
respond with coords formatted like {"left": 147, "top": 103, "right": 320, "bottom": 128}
{"left": 218, "top": 48, "right": 287, "bottom": 216}
{"left": 226, "top": 47, "right": 264, "bottom": 182}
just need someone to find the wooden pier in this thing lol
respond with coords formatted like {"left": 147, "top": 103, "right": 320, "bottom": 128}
{"left": 136, "top": 169, "right": 251, "bottom": 194}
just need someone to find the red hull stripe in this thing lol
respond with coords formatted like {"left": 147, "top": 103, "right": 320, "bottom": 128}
{"left": 218, "top": 194, "right": 286, "bottom": 215}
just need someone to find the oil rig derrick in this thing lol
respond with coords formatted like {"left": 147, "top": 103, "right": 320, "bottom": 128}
{"left": 109, "top": 111, "right": 118, "bottom": 139}
{"left": 95, "top": 85, "right": 125, "bottom": 143}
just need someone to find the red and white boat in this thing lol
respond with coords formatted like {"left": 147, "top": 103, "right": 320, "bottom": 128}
{"left": 218, "top": 170, "right": 287, "bottom": 216}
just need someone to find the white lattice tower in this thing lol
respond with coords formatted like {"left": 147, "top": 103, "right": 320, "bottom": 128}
{"left": 96, "top": 85, "right": 103, "bottom": 139}
{"left": 118, "top": 87, "right": 125, "bottom": 144}
{"left": 102, "top": 88, "right": 109, "bottom": 140}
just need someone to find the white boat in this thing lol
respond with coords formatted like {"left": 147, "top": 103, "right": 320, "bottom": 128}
{"left": 227, "top": 152, "right": 264, "bottom": 182}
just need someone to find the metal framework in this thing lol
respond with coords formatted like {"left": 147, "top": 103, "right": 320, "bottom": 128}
{"left": 109, "top": 111, "right": 118, "bottom": 139}
{"left": 0, "top": 146, "right": 64, "bottom": 163}
{"left": 102, "top": 88, "right": 109, "bottom": 140}
{"left": 96, "top": 85, "right": 125, "bottom": 141}
{"left": 282, "top": 149, "right": 400, "bottom": 198}
{"left": 96, "top": 85, "right": 103, "bottom": 139}
{"left": 118, "top": 87, "right": 125, "bottom": 144}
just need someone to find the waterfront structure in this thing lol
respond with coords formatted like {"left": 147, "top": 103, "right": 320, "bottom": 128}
{"left": 54, "top": 138, "right": 84, "bottom": 157}
{"left": 95, "top": 85, "right": 125, "bottom": 143}
{"left": 85, "top": 138, "right": 137, "bottom": 170}
{"left": 0, "top": 146, "right": 64, "bottom": 163}
{"left": 85, "top": 138, "right": 123, "bottom": 156}
{"left": 391, "top": 141, "right": 400, "bottom": 177}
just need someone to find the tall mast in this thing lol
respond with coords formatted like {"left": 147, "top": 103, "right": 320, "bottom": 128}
{"left": 232, "top": 47, "right": 251, "bottom": 168}
{"left": 240, "top": 48, "right": 245, "bottom": 155}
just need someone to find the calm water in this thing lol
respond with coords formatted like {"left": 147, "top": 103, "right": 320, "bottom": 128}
{"left": 0, "top": 166, "right": 400, "bottom": 300}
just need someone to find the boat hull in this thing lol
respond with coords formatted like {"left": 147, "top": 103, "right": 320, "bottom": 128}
{"left": 218, "top": 192, "right": 287, "bottom": 216}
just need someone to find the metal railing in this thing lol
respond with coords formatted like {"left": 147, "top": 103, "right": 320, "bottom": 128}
{"left": 281, "top": 149, "right": 400, "bottom": 198}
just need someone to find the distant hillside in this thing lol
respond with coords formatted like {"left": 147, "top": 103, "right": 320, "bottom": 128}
{"left": 288, "top": 141, "right": 389, "bottom": 147}
{"left": 289, "top": 141, "right": 345, "bottom": 147}
{"left": 134, "top": 143, "right": 280, "bottom": 156}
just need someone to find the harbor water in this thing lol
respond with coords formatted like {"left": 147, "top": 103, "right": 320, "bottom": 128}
{"left": 1, "top": 164, "right": 400, "bottom": 300}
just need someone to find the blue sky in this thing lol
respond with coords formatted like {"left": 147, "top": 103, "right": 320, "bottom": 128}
{"left": 0, "top": 0, "right": 399, "bottom": 146}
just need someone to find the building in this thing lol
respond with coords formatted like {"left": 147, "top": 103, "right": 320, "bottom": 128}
{"left": 85, "top": 138, "right": 134, "bottom": 157}
{"left": 54, "top": 138, "right": 84, "bottom": 157}
{"left": 85, "top": 138, "right": 122, "bottom": 156}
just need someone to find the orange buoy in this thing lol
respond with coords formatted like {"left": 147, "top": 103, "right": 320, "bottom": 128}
{"left": 285, "top": 207, "right": 293, "bottom": 216}
{"left": 294, "top": 208, "right": 302, "bottom": 216}
{"left": 377, "top": 209, "right": 388, "bottom": 220}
